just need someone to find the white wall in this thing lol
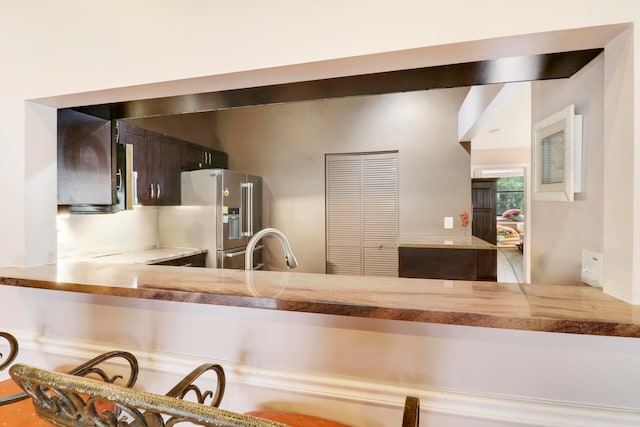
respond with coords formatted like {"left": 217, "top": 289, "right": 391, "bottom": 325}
{"left": 125, "top": 114, "right": 225, "bottom": 151}
{"left": 3, "top": 3, "right": 637, "bottom": 297}
{"left": 472, "top": 148, "right": 530, "bottom": 168}
{"left": 57, "top": 207, "right": 159, "bottom": 258}
{"left": 3, "top": 285, "right": 640, "bottom": 426}
{"left": 530, "top": 54, "right": 605, "bottom": 284}
{"left": 602, "top": 27, "right": 638, "bottom": 302}
{"left": 2, "top": 2, "right": 640, "bottom": 426}
{"left": 470, "top": 83, "right": 533, "bottom": 173}
{"left": 213, "top": 90, "right": 471, "bottom": 272}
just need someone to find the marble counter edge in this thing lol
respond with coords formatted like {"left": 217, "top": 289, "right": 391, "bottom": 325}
{"left": 61, "top": 248, "right": 208, "bottom": 265}
{"left": 398, "top": 235, "right": 497, "bottom": 250}
{"left": 1, "top": 263, "right": 639, "bottom": 338}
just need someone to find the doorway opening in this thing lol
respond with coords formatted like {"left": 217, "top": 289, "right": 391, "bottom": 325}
{"left": 475, "top": 168, "right": 526, "bottom": 283}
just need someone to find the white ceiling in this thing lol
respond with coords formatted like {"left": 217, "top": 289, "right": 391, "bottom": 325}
{"left": 471, "top": 82, "right": 532, "bottom": 150}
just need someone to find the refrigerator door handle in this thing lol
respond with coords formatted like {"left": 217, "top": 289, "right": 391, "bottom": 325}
{"left": 225, "top": 250, "right": 245, "bottom": 258}
{"left": 224, "top": 245, "right": 263, "bottom": 258}
{"left": 242, "top": 182, "right": 254, "bottom": 237}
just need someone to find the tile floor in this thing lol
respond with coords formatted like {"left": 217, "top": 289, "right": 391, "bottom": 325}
{"left": 497, "top": 246, "right": 523, "bottom": 284}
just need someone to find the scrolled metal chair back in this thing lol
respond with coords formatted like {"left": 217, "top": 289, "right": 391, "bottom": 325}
{"left": 164, "top": 362, "right": 226, "bottom": 408}
{"left": 0, "top": 332, "right": 18, "bottom": 372}
{"left": 10, "top": 363, "right": 287, "bottom": 427}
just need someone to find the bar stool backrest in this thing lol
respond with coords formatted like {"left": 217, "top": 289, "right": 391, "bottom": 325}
{"left": 10, "top": 363, "right": 288, "bottom": 427}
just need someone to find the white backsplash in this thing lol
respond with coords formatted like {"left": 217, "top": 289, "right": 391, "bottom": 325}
{"left": 158, "top": 206, "right": 216, "bottom": 267}
{"left": 57, "top": 206, "right": 159, "bottom": 259}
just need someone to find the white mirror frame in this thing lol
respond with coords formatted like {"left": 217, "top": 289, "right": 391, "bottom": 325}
{"left": 532, "top": 104, "right": 578, "bottom": 202}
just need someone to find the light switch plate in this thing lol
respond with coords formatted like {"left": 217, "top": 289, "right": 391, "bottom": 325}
{"left": 444, "top": 216, "right": 453, "bottom": 229}
{"left": 581, "top": 250, "right": 603, "bottom": 287}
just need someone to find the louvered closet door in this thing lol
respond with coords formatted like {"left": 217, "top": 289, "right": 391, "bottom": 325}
{"left": 326, "top": 155, "right": 363, "bottom": 275}
{"left": 326, "top": 152, "right": 398, "bottom": 276}
{"left": 362, "top": 153, "right": 398, "bottom": 276}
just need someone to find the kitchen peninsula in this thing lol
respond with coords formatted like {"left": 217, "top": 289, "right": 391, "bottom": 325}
{"left": 1, "top": 262, "right": 639, "bottom": 338}
{"left": 398, "top": 235, "right": 497, "bottom": 281}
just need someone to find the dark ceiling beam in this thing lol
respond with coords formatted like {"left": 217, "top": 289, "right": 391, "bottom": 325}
{"left": 74, "top": 48, "right": 603, "bottom": 120}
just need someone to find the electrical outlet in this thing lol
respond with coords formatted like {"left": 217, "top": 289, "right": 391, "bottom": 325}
{"left": 581, "top": 250, "right": 603, "bottom": 287}
{"left": 444, "top": 216, "right": 453, "bottom": 229}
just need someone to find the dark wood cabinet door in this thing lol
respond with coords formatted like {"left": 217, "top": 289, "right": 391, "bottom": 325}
{"left": 210, "top": 149, "right": 228, "bottom": 169}
{"left": 471, "top": 178, "right": 498, "bottom": 244}
{"left": 180, "top": 141, "right": 228, "bottom": 170}
{"left": 119, "top": 122, "right": 181, "bottom": 205}
{"left": 154, "top": 134, "right": 182, "bottom": 205}
{"left": 180, "top": 142, "right": 205, "bottom": 170}
{"left": 57, "top": 109, "right": 115, "bottom": 205}
{"left": 119, "top": 122, "right": 151, "bottom": 204}
{"left": 180, "top": 141, "right": 206, "bottom": 170}
{"left": 398, "top": 247, "right": 497, "bottom": 281}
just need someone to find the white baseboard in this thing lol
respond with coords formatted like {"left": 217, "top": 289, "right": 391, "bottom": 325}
{"left": 10, "top": 332, "right": 640, "bottom": 427}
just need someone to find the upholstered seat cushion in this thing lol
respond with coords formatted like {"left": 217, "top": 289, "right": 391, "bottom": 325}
{"left": 247, "top": 410, "right": 351, "bottom": 427}
{"left": 0, "top": 376, "right": 116, "bottom": 426}
{"left": 0, "top": 378, "right": 54, "bottom": 426}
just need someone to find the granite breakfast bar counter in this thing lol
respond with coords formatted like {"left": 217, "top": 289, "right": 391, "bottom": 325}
{"left": 1, "top": 261, "right": 639, "bottom": 338}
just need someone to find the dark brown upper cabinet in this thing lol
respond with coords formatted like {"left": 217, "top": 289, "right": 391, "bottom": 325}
{"left": 180, "top": 141, "right": 228, "bottom": 171}
{"left": 57, "top": 109, "right": 116, "bottom": 205}
{"left": 118, "top": 122, "right": 181, "bottom": 206}
{"left": 60, "top": 114, "right": 228, "bottom": 209}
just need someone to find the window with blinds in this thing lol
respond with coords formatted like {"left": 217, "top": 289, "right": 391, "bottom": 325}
{"left": 326, "top": 152, "right": 399, "bottom": 276}
{"left": 540, "top": 131, "right": 565, "bottom": 185}
{"left": 532, "top": 104, "right": 582, "bottom": 202}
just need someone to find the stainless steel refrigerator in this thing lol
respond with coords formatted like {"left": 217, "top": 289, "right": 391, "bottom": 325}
{"left": 181, "top": 169, "right": 262, "bottom": 269}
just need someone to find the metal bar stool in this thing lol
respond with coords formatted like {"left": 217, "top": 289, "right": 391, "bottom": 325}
{"left": 247, "top": 395, "right": 420, "bottom": 427}
{"left": 0, "top": 331, "right": 139, "bottom": 426}
{"left": 11, "top": 360, "right": 420, "bottom": 426}
{"left": 10, "top": 363, "right": 288, "bottom": 426}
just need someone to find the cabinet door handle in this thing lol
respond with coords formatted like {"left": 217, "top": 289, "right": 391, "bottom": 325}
{"left": 208, "top": 152, "right": 212, "bottom": 164}
{"left": 156, "top": 184, "right": 161, "bottom": 199}
{"left": 116, "top": 169, "right": 123, "bottom": 191}
{"left": 203, "top": 151, "right": 207, "bottom": 165}
{"left": 149, "top": 183, "right": 155, "bottom": 199}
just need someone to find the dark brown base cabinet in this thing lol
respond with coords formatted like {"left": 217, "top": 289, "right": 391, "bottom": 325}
{"left": 398, "top": 247, "right": 497, "bottom": 281}
{"left": 149, "top": 253, "right": 206, "bottom": 267}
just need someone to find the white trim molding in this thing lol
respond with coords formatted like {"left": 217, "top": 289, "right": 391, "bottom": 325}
{"left": 7, "top": 332, "right": 639, "bottom": 427}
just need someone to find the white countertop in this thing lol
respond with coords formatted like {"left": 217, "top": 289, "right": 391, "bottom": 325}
{"left": 398, "top": 235, "right": 496, "bottom": 249}
{"left": 59, "top": 247, "right": 207, "bottom": 265}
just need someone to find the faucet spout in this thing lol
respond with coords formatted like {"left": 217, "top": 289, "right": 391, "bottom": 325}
{"left": 245, "top": 228, "right": 299, "bottom": 270}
